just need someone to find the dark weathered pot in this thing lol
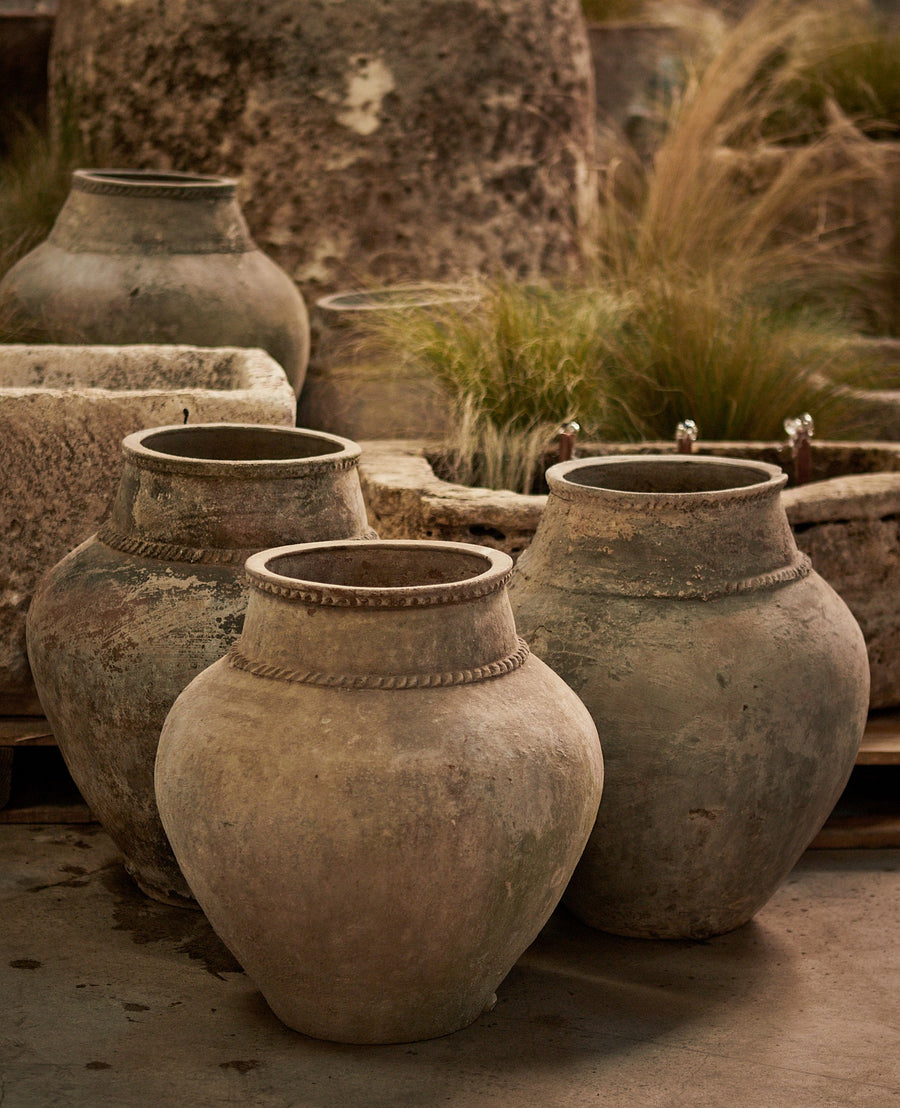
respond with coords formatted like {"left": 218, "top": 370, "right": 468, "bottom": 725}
{"left": 0, "top": 169, "right": 310, "bottom": 393}
{"left": 155, "top": 539, "right": 603, "bottom": 1043}
{"left": 509, "top": 455, "right": 870, "bottom": 939}
{"left": 26, "top": 423, "right": 372, "bottom": 905}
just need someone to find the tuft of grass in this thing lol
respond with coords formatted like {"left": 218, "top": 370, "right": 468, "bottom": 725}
{"left": 597, "top": 280, "right": 886, "bottom": 442}
{"left": 0, "top": 109, "right": 88, "bottom": 284}
{"left": 355, "top": 281, "right": 624, "bottom": 493}
{"left": 594, "top": 0, "right": 894, "bottom": 329}
{"left": 765, "top": 6, "right": 900, "bottom": 142}
{"left": 325, "top": 0, "right": 900, "bottom": 490}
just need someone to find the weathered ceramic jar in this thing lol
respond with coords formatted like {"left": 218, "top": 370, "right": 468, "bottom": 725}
{"left": 0, "top": 169, "right": 310, "bottom": 393}
{"left": 508, "top": 455, "right": 870, "bottom": 939}
{"left": 155, "top": 539, "right": 604, "bottom": 1043}
{"left": 26, "top": 423, "right": 372, "bottom": 905}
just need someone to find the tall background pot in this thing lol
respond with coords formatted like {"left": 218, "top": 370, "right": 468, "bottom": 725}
{"left": 26, "top": 423, "right": 373, "bottom": 905}
{"left": 155, "top": 539, "right": 603, "bottom": 1043}
{"left": 0, "top": 169, "right": 310, "bottom": 393}
{"left": 508, "top": 455, "right": 870, "bottom": 939}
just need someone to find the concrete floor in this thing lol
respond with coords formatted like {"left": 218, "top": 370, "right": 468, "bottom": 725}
{"left": 0, "top": 826, "right": 898, "bottom": 1108}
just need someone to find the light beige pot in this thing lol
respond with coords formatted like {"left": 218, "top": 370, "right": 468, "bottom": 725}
{"left": 26, "top": 424, "right": 373, "bottom": 906}
{"left": 509, "top": 455, "right": 870, "bottom": 940}
{"left": 155, "top": 539, "right": 603, "bottom": 1044}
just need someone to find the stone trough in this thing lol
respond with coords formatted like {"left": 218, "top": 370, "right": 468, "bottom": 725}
{"left": 0, "top": 344, "right": 295, "bottom": 712}
{"left": 358, "top": 438, "right": 900, "bottom": 709}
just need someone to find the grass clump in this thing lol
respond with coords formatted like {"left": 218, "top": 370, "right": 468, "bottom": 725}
{"left": 357, "top": 282, "right": 622, "bottom": 493}
{"left": 350, "top": 0, "right": 895, "bottom": 492}
{"left": 0, "top": 110, "right": 87, "bottom": 285}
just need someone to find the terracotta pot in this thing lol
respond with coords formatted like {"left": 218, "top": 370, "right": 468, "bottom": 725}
{"left": 0, "top": 169, "right": 310, "bottom": 393}
{"left": 508, "top": 455, "right": 870, "bottom": 939}
{"left": 26, "top": 423, "right": 373, "bottom": 905}
{"left": 155, "top": 539, "right": 603, "bottom": 1043}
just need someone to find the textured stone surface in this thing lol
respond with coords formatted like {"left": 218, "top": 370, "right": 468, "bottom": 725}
{"left": 358, "top": 439, "right": 546, "bottom": 558}
{"left": 0, "top": 344, "right": 294, "bottom": 712}
{"left": 49, "top": 0, "right": 598, "bottom": 302}
{"left": 785, "top": 473, "right": 900, "bottom": 709}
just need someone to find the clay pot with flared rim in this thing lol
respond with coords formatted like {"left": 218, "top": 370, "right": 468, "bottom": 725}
{"left": 26, "top": 423, "right": 373, "bottom": 906}
{"left": 0, "top": 169, "right": 310, "bottom": 393}
{"left": 154, "top": 539, "right": 604, "bottom": 1043}
{"left": 508, "top": 455, "right": 870, "bottom": 940}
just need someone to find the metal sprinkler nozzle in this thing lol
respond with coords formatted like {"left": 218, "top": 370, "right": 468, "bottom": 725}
{"left": 784, "top": 413, "right": 814, "bottom": 485}
{"left": 557, "top": 421, "right": 581, "bottom": 463}
{"left": 676, "top": 419, "right": 699, "bottom": 454}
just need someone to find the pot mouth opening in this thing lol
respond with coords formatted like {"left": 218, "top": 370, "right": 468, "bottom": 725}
{"left": 316, "top": 284, "right": 482, "bottom": 313}
{"left": 72, "top": 169, "right": 236, "bottom": 196}
{"left": 247, "top": 540, "right": 512, "bottom": 604}
{"left": 129, "top": 424, "right": 357, "bottom": 465}
{"left": 555, "top": 456, "right": 783, "bottom": 496}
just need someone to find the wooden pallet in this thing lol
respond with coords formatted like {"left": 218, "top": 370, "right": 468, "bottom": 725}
{"left": 1, "top": 711, "right": 898, "bottom": 834}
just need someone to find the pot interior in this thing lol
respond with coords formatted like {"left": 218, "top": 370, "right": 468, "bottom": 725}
{"left": 564, "top": 458, "right": 773, "bottom": 494}
{"left": 140, "top": 426, "right": 344, "bottom": 462}
{"left": 265, "top": 544, "right": 493, "bottom": 589}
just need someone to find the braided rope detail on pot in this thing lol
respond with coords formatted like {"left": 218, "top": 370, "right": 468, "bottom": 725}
{"left": 72, "top": 176, "right": 235, "bottom": 200}
{"left": 226, "top": 637, "right": 530, "bottom": 688}
{"left": 248, "top": 563, "right": 513, "bottom": 607}
{"left": 97, "top": 523, "right": 247, "bottom": 565}
{"left": 98, "top": 524, "right": 380, "bottom": 565}
{"left": 572, "top": 552, "right": 813, "bottom": 600}
{"left": 710, "top": 553, "right": 812, "bottom": 597}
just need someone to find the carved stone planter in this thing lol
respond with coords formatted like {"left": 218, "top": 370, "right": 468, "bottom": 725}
{"left": 0, "top": 344, "right": 294, "bottom": 714}
{"left": 358, "top": 437, "right": 900, "bottom": 708}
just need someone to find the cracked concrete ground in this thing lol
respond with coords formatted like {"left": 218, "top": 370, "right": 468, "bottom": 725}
{"left": 1, "top": 825, "right": 898, "bottom": 1107}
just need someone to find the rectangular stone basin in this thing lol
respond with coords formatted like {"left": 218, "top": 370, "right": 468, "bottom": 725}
{"left": 0, "top": 344, "right": 295, "bottom": 712}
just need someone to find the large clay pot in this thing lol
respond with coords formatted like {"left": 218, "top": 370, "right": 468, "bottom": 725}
{"left": 26, "top": 423, "right": 372, "bottom": 905}
{"left": 0, "top": 169, "right": 310, "bottom": 393}
{"left": 155, "top": 539, "right": 604, "bottom": 1043}
{"left": 508, "top": 455, "right": 870, "bottom": 940}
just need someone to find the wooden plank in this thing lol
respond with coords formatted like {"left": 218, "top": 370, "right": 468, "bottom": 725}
{"left": 810, "top": 816, "right": 900, "bottom": 850}
{"left": 0, "top": 717, "right": 55, "bottom": 747}
{"left": 858, "top": 709, "right": 900, "bottom": 764}
{"left": 0, "top": 800, "right": 95, "bottom": 825}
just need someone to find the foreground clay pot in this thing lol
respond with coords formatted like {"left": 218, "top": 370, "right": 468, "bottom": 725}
{"left": 26, "top": 423, "right": 372, "bottom": 905}
{"left": 0, "top": 169, "right": 310, "bottom": 392}
{"left": 509, "top": 455, "right": 870, "bottom": 939}
{"left": 155, "top": 539, "right": 603, "bottom": 1043}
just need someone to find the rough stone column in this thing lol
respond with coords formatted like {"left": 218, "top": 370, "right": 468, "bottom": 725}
{"left": 50, "top": 0, "right": 598, "bottom": 302}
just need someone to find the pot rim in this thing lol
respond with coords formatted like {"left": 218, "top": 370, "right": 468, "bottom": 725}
{"left": 547, "top": 454, "right": 788, "bottom": 503}
{"left": 121, "top": 423, "right": 361, "bottom": 478}
{"left": 316, "top": 283, "right": 482, "bottom": 313}
{"left": 244, "top": 539, "right": 514, "bottom": 607}
{"left": 72, "top": 168, "right": 237, "bottom": 198}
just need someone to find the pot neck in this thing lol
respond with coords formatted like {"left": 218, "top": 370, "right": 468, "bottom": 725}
{"left": 232, "top": 541, "right": 528, "bottom": 686}
{"left": 523, "top": 455, "right": 809, "bottom": 600}
{"left": 49, "top": 170, "right": 255, "bottom": 255}
{"left": 100, "top": 424, "right": 371, "bottom": 564}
